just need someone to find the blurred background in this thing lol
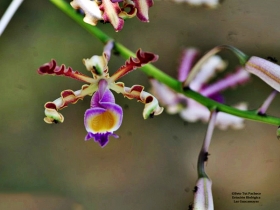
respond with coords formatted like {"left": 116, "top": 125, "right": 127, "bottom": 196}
{"left": 1, "top": 0, "right": 280, "bottom": 209}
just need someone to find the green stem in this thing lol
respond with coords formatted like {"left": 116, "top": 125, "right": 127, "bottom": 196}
{"left": 50, "top": 0, "right": 280, "bottom": 126}
{"left": 50, "top": 0, "right": 111, "bottom": 44}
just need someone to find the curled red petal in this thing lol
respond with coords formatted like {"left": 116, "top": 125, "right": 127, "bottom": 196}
{"left": 38, "top": 59, "right": 94, "bottom": 83}
{"left": 110, "top": 49, "right": 159, "bottom": 81}
{"left": 111, "top": 82, "right": 163, "bottom": 119}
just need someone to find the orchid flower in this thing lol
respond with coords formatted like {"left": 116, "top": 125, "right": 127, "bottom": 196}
{"left": 172, "top": 0, "right": 220, "bottom": 8}
{"left": 150, "top": 48, "right": 250, "bottom": 129}
{"left": 38, "top": 41, "right": 163, "bottom": 147}
{"left": 70, "top": 0, "right": 154, "bottom": 32}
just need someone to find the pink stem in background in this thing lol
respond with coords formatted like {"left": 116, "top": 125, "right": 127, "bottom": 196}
{"left": 0, "top": 0, "right": 24, "bottom": 36}
{"left": 198, "top": 110, "right": 217, "bottom": 177}
{"left": 258, "top": 90, "right": 278, "bottom": 115}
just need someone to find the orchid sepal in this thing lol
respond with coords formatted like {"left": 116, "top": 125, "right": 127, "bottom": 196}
{"left": 44, "top": 102, "right": 64, "bottom": 124}
{"left": 43, "top": 84, "right": 96, "bottom": 124}
{"left": 109, "top": 49, "right": 158, "bottom": 82}
{"left": 38, "top": 59, "right": 95, "bottom": 83}
{"left": 132, "top": 0, "right": 154, "bottom": 22}
{"left": 111, "top": 82, "right": 163, "bottom": 119}
{"left": 70, "top": 0, "right": 102, "bottom": 26}
{"left": 99, "top": 0, "right": 124, "bottom": 32}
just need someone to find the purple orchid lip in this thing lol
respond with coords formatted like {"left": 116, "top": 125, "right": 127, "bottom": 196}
{"left": 84, "top": 79, "right": 123, "bottom": 146}
{"left": 85, "top": 132, "right": 119, "bottom": 147}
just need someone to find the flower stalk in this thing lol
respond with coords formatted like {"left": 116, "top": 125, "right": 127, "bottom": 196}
{"left": 192, "top": 110, "right": 217, "bottom": 210}
{"left": 258, "top": 90, "right": 278, "bottom": 115}
{"left": 49, "top": 0, "right": 280, "bottom": 126}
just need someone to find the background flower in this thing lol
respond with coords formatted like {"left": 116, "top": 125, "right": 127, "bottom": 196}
{"left": 150, "top": 48, "right": 250, "bottom": 129}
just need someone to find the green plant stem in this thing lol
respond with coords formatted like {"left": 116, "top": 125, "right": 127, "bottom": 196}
{"left": 50, "top": 0, "right": 280, "bottom": 126}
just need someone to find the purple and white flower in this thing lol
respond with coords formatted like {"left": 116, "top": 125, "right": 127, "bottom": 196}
{"left": 38, "top": 41, "right": 163, "bottom": 147}
{"left": 150, "top": 48, "right": 250, "bottom": 129}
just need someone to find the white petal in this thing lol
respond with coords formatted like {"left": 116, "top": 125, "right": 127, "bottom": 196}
{"left": 190, "top": 55, "right": 227, "bottom": 91}
{"left": 70, "top": 0, "right": 102, "bottom": 25}
{"left": 245, "top": 56, "right": 280, "bottom": 92}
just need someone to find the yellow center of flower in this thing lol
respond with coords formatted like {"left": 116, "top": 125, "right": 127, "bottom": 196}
{"left": 90, "top": 111, "right": 116, "bottom": 132}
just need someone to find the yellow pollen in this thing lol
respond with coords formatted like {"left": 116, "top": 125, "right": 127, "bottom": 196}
{"left": 90, "top": 111, "right": 116, "bottom": 132}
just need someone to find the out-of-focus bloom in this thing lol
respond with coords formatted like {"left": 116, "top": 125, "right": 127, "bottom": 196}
{"left": 70, "top": 0, "right": 154, "bottom": 32}
{"left": 38, "top": 41, "right": 163, "bottom": 147}
{"left": 150, "top": 48, "right": 250, "bottom": 129}
{"left": 172, "top": 0, "right": 220, "bottom": 8}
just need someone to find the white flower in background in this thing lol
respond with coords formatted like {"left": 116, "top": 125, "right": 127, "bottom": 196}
{"left": 150, "top": 48, "right": 250, "bottom": 129}
{"left": 173, "top": 0, "right": 220, "bottom": 8}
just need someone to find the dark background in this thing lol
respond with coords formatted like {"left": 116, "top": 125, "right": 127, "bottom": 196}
{"left": 1, "top": 0, "right": 280, "bottom": 209}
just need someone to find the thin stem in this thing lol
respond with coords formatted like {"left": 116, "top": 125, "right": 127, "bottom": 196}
{"left": 50, "top": 0, "right": 280, "bottom": 126}
{"left": 184, "top": 45, "right": 250, "bottom": 87}
{"left": 258, "top": 90, "right": 278, "bottom": 115}
{"left": 0, "top": 0, "right": 24, "bottom": 36}
{"left": 197, "top": 110, "right": 217, "bottom": 178}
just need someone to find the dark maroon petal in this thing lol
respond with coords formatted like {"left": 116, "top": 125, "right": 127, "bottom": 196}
{"left": 110, "top": 49, "right": 158, "bottom": 81}
{"left": 38, "top": 59, "right": 93, "bottom": 83}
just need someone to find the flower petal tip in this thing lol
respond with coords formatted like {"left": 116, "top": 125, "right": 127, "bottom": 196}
{"left": 44, "top": 102, "right": 64, "bottom": 124}
{"left": 245, "top": 56, "right": 280, "bottom": 92}
{"left": 85, "top": 132, "right": 119, "bottom": 147}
